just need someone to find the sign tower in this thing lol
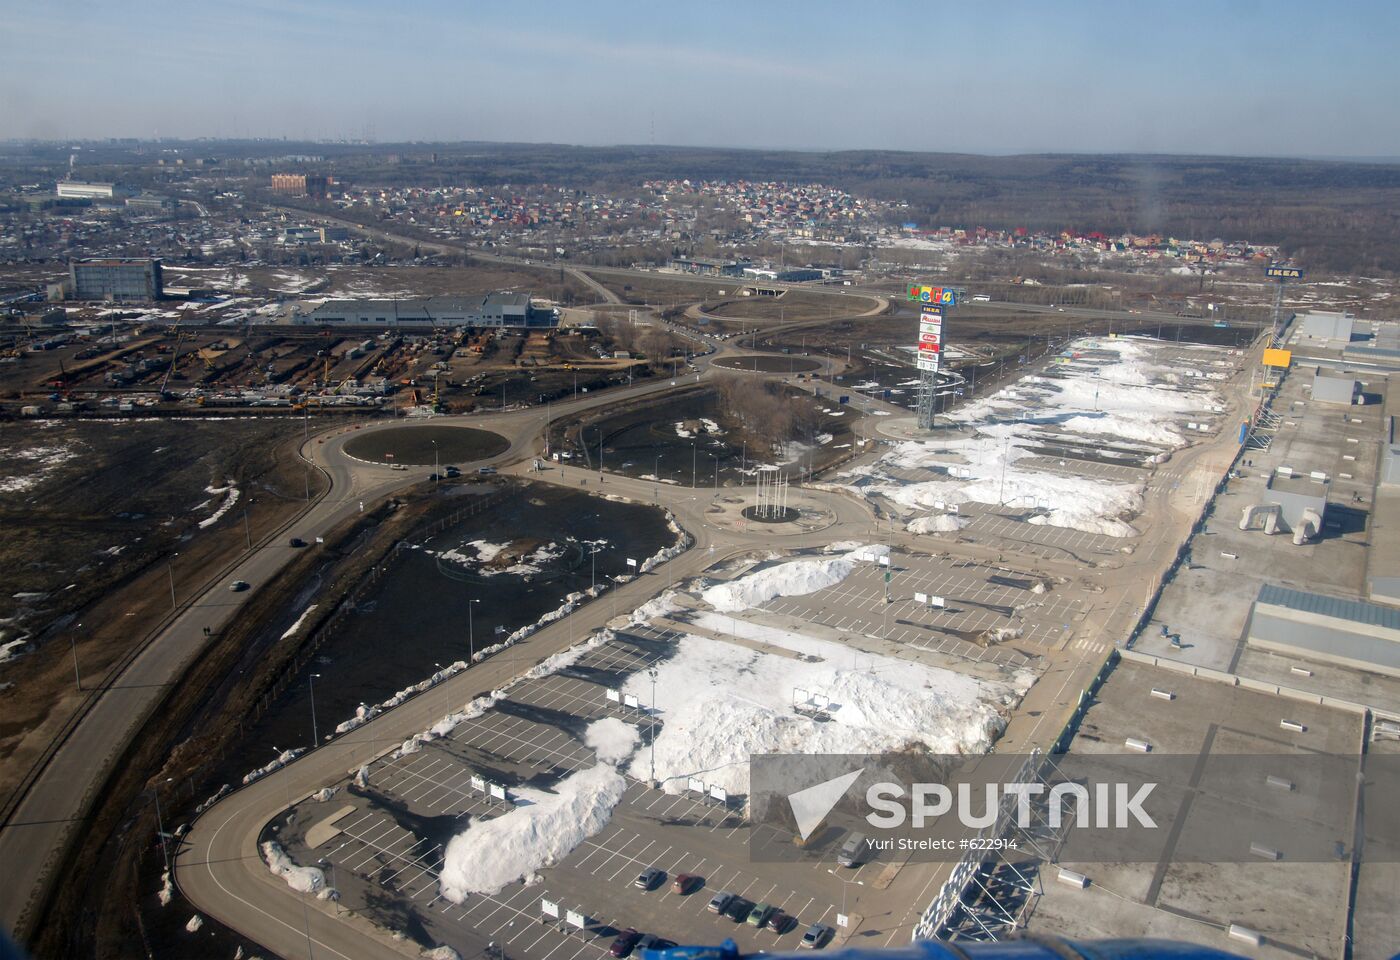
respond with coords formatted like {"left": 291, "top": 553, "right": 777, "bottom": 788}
{"left": 906, "top": 284, "right": 956, "bottom": 430}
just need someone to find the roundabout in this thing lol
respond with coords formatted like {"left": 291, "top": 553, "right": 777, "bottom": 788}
{"left": 711, "top": 354, "right": 823, "bottom": 373}
{"left": 342, "top": 424, "right": 510, "bottom": 465}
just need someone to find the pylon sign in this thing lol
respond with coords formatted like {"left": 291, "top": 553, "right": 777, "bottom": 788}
{"left": 916, "top": 306, "right": 943, "bottom": 372}
{"left": 1265, "top": 265, "right": 1304, "bottom": 281}
{"left": 907, "top": 285, "right": 957, "bottom": 305}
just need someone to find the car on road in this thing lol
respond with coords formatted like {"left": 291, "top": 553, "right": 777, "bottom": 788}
{"left": 288, "top": 537, "right": 306, "bottom": 548}
{"left": 636, "top": 935, "right": 675, "bottom": 951}
{"left": 799, "top": 923, "right": 834, "bottom": 949}
{"left": 478, "top": 466, "right": 497, "bottom": 475}
{"left": 228, "top": 580, "right": 250, "bottom": 592}
{"left": 609, "top": 929, "right": 642, "bottom": 958}
{"left": 724, "top": 897, "right": 754, "bottom": 923}
{"left": 747, "top": 902, "right": 775, "bottom": 928}
{"left": 390, "top": 463, "right": 407, "bottom": 471}
{"left": 671, "top": 873, "right": 699, "bottom": 894}
{"left": 634, "top": 867, "right": 665, "bottom": 890}
{"left": 445, "top": 465, "right": 460, "bottom": 477}
{"left": 706, "top": 891, "right": 734, "bottom": 914}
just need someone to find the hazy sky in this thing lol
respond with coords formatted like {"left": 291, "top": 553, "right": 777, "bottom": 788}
{"left": 4, "top": 0, "right": 1399, "bottom": 157}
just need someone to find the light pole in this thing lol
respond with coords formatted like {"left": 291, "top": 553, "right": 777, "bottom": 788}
{"left": 467, "top": 597, "right": 480, "bottom": 663}
{"left": 318, "top": 857, "right": 339, "bottom": 914}
{"left": 826, "top": 870, "right": 863, "bottom": 924}
{"left": 590, "top": 545, "right": 598, "bottom": 591}
{"left": 432, "top": 439, "right": 439, "bottom": 483}
{"left": 647, "top": 667, "right": 658, "bottom": 785}
{"left": 153, "top": 778, "right": 173, "bottom": 874}
{"left": 308, "top": 673, "right": 322, "bottom": 747}
{"left": 70, "top": 623, "right": 82, "bottom": 691}
{"left": 167, "top": 553, "right": 179, "bottom": 609}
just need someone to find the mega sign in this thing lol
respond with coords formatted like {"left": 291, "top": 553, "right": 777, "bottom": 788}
{"left": 1265, "top": 266, "right": 1304, "bottom": 280}
{"left": 906, "top": 285, "right": 956, "bottom": 305}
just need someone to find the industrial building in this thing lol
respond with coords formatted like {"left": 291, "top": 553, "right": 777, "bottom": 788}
{"left": 1239, "top": 467, "right": 1328, "bottom": 543}
{"left": 1311, "top": 372, "right": 1358, "bottom": 405}
{"left": 1296, "top": 310, "right": 1355, "bottom": 345}
{"left": 666, "top": 256, "right": 749, "bottom": 277}
{"left": 270, "top": 174, "right": 331, "bottom": 198}
{"left": 1244, "top": 583, "right": 1400, "bottom": 679}
{"left": 56, "top": 258, "right": 164, "bottom": 301}
{"left": 297, "top": 293, "right": 555, "bottom": 329}
{"left": 55, "top": 181, "right": 132, "bottom": 200}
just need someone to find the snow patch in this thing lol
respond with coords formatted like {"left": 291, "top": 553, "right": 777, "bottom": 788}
{"left": 584, "top": 717, "right": 640, "bottom": 764}
{"left": 261, "top": 841, "right": 324, "bottom": 893}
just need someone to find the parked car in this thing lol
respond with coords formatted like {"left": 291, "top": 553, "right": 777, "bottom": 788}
{"left": 747, "top": 903, "right": 775, "bottom": 928}
{"left": 724, "top": 897, "right": 754, "bottom": 923}
{"left": 706, "top": 891, "right": 735, "bottom": 914}
{"left": 769, "top": 910, "right": 793, "bottom": 934}
{"left": 609, "top": 929, "right": 642, "bottom": 958}
{"left": 636, "top": 935, "right": 675, "bottom": 951}
{"left": 633, "top": 867, "right": 664, "bottom": 890}
{"left": 837, "top": 831, "right": 867, "bottom": 867}
{"left": 671, "top": 873, "right": 699, "bottom": 895}
{"left": 799, "top": 923, "right": 834, "bottom": 949}
{"left": 228, "top": 580, "right": 250, "bottom": 592}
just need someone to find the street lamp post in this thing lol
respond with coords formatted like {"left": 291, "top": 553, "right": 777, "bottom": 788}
{"left": 243, "top": 502, "right": 253, "bottom": 551}
{"left": 308, "top": 672, "right": 322, "bottom": 747}
{"left": 432, "top": 439, "right": 439, "bottom": 483}
{"left": 70, "top": 623, "right": 82, "bottom": 691}
{"left": 647, "top": 667, "right": 658, "bottom": 785}
{"left": 468, "top": 597, "right": 480, "bottom": 663}
{"left": 153, "top": 778, "right": 173, "bottom": 873}
{"left": 167, "top": 553, "right": 179, "bottom": 609}
{"left": 826, "top": 870, "right": 864, "bottom": 924}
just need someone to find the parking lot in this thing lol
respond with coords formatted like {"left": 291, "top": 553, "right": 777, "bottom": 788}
{"left": 278, "top": 622, "right": 902, "bottom": 960}
{"left": 761, "top": 550, "right": 1082, "bottom": 665}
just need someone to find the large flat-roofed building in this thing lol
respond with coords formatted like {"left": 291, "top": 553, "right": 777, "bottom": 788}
{"left": 55, "top": 180, "right": 132, "bottom": 200}
{"left": 1311, "top": 372, "right": 1358, "bottom": 405}
{"left": 1297, "top": 310, "right": 1354, "bottom": 345}
{"left": 667, "top": 256, "right": 749, "bottom": 277}
{"left": 1244, "top": 583, "right": 1400, "bottom": 678}
{"left": 270, "top": 174, "right": 330, "bottom": 198}
{"left": 299, "top": 293, "right": 554, "bottom": 329}
{"left": 67, "top": 258, "right": 163, "bottom": 301}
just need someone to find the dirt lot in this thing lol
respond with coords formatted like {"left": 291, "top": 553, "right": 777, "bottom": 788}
{"left": 699, "top": 288, "right": 880, "bottom": 324}
{"left": 583, "top": 271, "right": 733, "bottom": 306}
{"left": 0, "top": 416, "right": 326, "bottom": 806}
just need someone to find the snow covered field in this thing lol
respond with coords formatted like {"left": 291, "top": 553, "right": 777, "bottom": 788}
{"left": 846, "top": 337, "right": 1226, "bottom": 537}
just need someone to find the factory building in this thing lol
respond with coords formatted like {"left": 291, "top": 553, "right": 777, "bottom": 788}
{"left": 60, "top": 258, "right": 164, "bottom": 301}
{"left": 298, "top": 293, "right": 555, "bottom": 329}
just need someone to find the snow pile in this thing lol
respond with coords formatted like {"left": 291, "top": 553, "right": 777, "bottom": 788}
{"left": 626, "top": 614, "right": 1027, "bottom": 796}
{"left": 185, "top": 915, "right": 203, "bottom": 933}
{"left": 439, "top": 762, "right": 627, "bottom": 899}
{"left": 630, "top": 590, "right": 683, "bottom": 625}
{"left": 639, "top": 515, "right": 690, "bottom": 573}
{"left": 198, "top": 481, "right": 240, "bottom": 529}
{"left": 280, "top": 604, "right": 318, "bottom": 640}
{"left": 333, "top": 660, "right": 469, "bottom": 735}
{"left": 422, "top": 947, "right": 462, "bottom": 960}
{"left": 313, "top": 786, "right": 338, "bottom": 802}
{"left": 476, "top": 585, "right": 606, "bottom": 660}
{"left": 907, "top": 514, "right": 968, "bottom": 535}
{"left": 700, "top": 545, "right": 886, "bottom": 613}
{"left": 0, "top": 639, "right": 32, "bottom": 664}
{"left": 242, "top": 748, "right": 302, "bottom": 785}
{"left": 157, "top": 870, "right": 174, "bottom": 906}
{"left": 585, "top": 717, "right": 640, "bottom": 764}
{"left": 261, "top": 841, "right": 324, "bottom": 893}
{"left": 846, "top": 337, "right": 1224, "bottom": 537}
{"left": 194, "top": 783, "right": 230, "bottom": 814}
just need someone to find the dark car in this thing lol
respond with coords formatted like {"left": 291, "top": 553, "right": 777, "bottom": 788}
{"left": 444, "top": 465, "right": 460, "bottom": 477}
{"left": 636, "top": 935, "right": 675, "bottom": 952}
{"left": 288, "top": 537, "right": 306, "bottom": 548}
{"left": 799, "top": 923, "right": 834, "bottom": 949}
{"left": 725, "top": 897, "right": 754, "bottom": 923}
{"left": 228, "top": 579, "right": 250, "bottom": 592}
{"left": 609, "top": 929, "right": 642, "bottom": 958}
{"left": 768, "top": 910, "right": 793, "bottom": 934}
{"left": 671, "top": 873, "right": 699, "bottom": 895}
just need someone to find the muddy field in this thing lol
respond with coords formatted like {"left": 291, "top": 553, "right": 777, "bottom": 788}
{"left": 0, "top": 416, "right": 322, "bottom": 798}
{"left": 699, "top": 288, "right": 880, "bottom": 324}
{"left": 712, "top": 354, "right": 823, "bottom": 373}
{"left": 554, "top": 385, "right": 863, "bottom": 484}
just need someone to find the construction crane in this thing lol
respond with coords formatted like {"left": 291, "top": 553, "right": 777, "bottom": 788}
{"left": 159, "top": 326, "right": 187, "bottom": 396}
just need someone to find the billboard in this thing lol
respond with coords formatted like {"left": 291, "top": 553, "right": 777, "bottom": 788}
{"left": 917, "top": 356, "right": 940, "bottom": 372}
{"left": 906, "top": 285, "right": 956, "bottom": 305}
{"left": 919, "top": 340, "right": 941, "bottom": 354}
{"left": 919, "top": 330, "right": 941, "bottom": 346}
{"left": 920, "top": 308, "right": 943, "bottom": 323}
{"left": 1265, "top": 266, "right": 1304, "bottom": 280}
{"left": 1262, "top": 348, "right": 1292, "bottom": 367}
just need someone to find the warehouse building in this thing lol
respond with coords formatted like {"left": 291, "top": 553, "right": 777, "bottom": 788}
{"left": 298, "top": 293, "right": 555, "bottom": 329}
{"left": 55, "top": 180, "right": 133, "bottom": 200}
{"left": 1244, "top": 583, "right": 1400, "bottom": 679}
{"left": 59, "top": 258, "right": 164, "bottom": 301}
{"left": 1297, "top": 311, "right": 1355, "bottom": 345}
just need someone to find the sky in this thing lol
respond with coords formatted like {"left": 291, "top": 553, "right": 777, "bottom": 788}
{"left": 3, "top": 0, "right": 1399, "bottom": 158}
